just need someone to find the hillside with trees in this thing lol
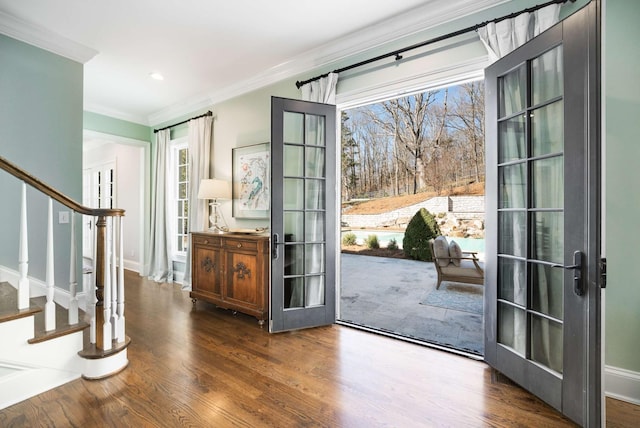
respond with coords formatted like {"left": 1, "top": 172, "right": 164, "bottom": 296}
{"left": 341, "top": 81, "right": 485, "bottom": 202}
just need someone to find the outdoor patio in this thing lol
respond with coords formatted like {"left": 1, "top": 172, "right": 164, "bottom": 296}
{"left": 339, "top": 253, "right": 484, "bottom": 356}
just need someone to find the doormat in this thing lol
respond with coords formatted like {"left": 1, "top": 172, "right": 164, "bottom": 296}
{"left": 420, "top": 283, "right": 483, "bottom": 314}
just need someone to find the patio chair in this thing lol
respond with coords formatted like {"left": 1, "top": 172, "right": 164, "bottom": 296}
{"left": 429, "top": 237, "right": 484, "bottom": 289}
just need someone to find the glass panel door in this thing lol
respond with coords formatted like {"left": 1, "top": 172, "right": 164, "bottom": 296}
{"left": 271, "top": 97, "right": 336, "bottom": 332}
{"left": 484, "top": 4, "right": 600, "bottom": 426}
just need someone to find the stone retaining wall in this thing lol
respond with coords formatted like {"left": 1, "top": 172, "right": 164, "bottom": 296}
{"left": 341, "top": 195, "right": 485, "bottom": 238}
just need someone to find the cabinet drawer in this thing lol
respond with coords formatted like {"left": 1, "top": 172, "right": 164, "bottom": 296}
{"left": 192, "top": 234, "right": 221, "bottom": 247}
{"left": 223, "top": 239, "right": 258, "bottom": 252}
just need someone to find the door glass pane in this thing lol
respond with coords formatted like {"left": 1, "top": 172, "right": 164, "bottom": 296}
{"left": 532, "top": 101, "right": 563, "bottom": 156}
{"left": 499, "top": 65, "right": 526, "bottom": 117}
{"left": 285, "top": 277, "right": 304, "bottom": 309}
{"left": 305, "top": 212, "right": 324, "bottom": 242}
{"left": 498, "top": 303, "right": 526, "bottom": 355}
{"left": 284, "top": 145, "right": 303, "bottom": 176}
{"left": 499, "top": 163, "right": 526, "bottom": 208}
{"left": 306, "top": 275, "right": 325, "bottom": 306}
{"left": 498, "top": 116, "right": 527, "bottom": 163}
{"left": 305, "top": 244, "right": 325, "bottom": 274}
{"left": 284, "top": 212, "right": 303, "bottom": 242}
{"left": 531, "top": 212, "right": 563, "bottom": 263}
{"left": 305, "top": 115, "right": 325, "bottom": 146}
{"left": 532, "top": 156, "right": 563, "bottom": 208}
{"left": 284, "top": 112, "right": 304, "bottom": 144}
{"left": 284, "top": 244, "right": 304, "bottom": 275}
{"left": 306, "top": 147, "right": 325, "bottom": 177}
{"left": 284, "top": 178, "right": 303, "bottom": 210}
{"left": 499, "top": 211, "right": 526, "bottom": 257}
{"left": 305, "top": 179, "right": 325, "bottom": 210}
{"left": 532, "top": 46, "right": 563, "bottom": 106}
{"left": 531, "top": 315, "right": 563, "bottom": 374}
{"left": 498, "top": 258, "right": 526, "bottom": 306}
{"left": 531, "top": 263, "right": 564, "bottom": 319}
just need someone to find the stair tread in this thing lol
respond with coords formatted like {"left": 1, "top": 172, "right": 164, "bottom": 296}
{"left": 0, "top": 282, "right": 43, "bottom": 323}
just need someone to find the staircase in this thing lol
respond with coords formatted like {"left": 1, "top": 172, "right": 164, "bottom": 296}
{"left": 0, "top": 155, "right": 130, "bottom": 409}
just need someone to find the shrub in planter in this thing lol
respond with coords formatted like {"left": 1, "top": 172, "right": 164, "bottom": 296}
{"left": 365, "top": 234, "right": 380, "bottom": 249}
{"left": 342, "top": 232, "right": 357, "bottom": 246}
{"left": 402, "top": 208, "right": 442, "bottom": 261}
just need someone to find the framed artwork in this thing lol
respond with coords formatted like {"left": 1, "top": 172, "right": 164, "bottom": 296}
{"left": 232, "top": 143, "right": 270, "bottom": 219}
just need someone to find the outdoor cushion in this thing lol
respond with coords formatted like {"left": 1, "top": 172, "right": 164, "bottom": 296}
{"left": 433, "top": 236, "right": 450, "bottom": 267}
{"left": 449, "top": 240, "right": 462, "bottom": 266}
{"left": 440, "top": 260, "right": 484, "bottom": 278}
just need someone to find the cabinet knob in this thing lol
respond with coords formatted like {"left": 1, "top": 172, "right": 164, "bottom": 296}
{"left": 237, "top": 243, "right": 242, "bottom": 248}
{"left": 204, "top": 239, "right": 209, "bottom": 244}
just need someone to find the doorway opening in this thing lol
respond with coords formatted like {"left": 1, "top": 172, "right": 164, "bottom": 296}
{"left": 337, "top": 80, "right": 486, "bottom": 357}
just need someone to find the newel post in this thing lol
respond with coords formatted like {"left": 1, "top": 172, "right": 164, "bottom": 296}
{"left": 95, "top": 215, "right": 112, "bottom": 350}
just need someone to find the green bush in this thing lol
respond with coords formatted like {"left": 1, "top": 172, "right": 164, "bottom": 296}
{"left": 387, "top": 238, "right": 399, "bottom": 250}
{"left": 342, "top": 232, "right": 357, "bottom": 246}
{"left": 365, "top": 234, "right": 380, "bottom": 249}
{"left": 402, "top": 208, "right": 442, "bottom": 261}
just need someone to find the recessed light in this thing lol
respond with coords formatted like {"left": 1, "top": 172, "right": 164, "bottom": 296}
{"left": 149, "top": 72, "right": 164, "bottom": 81}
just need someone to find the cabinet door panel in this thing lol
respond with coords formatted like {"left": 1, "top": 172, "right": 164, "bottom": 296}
{"left": 225, "top": 251, "right": 259, "bottom": 307}
{"left": 193, "top": 245, "right": 222, "bottom": 299}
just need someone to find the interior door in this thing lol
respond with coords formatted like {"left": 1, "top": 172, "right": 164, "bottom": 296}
{"left": 484, "top": 3, "right": 600, "bottom": 426}
{"left": 82, "top": 162, "right": 116, "bottom": 260}
{"left": 270, "top": 96, "right": 337, "bottom": 332}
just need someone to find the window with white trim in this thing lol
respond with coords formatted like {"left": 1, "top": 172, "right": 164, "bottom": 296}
{"left": 169, "top": 138, "right": 189, "bottom": 261}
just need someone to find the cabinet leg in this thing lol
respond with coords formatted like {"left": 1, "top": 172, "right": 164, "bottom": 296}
{"left": 258, "top": 319, "right": 265, "bottom": 327}
{"left": 191, "top": 298, "right": 197, "bottom": 306}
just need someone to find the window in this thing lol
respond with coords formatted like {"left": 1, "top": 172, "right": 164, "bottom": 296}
{"left": 169, "top": 138, "right": 189, "bottom": 260}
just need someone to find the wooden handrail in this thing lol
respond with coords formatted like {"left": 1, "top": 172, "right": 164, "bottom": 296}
{"left": 0, "top": 155, "right": 124, "bottom": 217}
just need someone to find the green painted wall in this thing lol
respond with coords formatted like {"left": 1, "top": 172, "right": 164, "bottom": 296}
{"left": 83, "top": 111, "right": 151, "bottom": 143}
{"left": 604, "top": 0, "right": 640, "bottom": 373}
{"left": 0, "top": 34, "right": 83, "bottom": 289}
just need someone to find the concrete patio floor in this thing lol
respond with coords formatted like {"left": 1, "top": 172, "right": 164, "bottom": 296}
{"left": 339, "top": 253, "right": 485, "bottom": 356}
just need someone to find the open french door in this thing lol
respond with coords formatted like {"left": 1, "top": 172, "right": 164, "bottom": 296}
{"left": 270, "top": 96, "right": 337, "bottom": 332}
{"left": 484, "top": 3, "right": 601, "bottom": 426}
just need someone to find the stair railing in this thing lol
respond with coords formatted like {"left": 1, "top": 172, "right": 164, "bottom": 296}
{"left": 1, "top": 155, "right": 125, "bottom": 351}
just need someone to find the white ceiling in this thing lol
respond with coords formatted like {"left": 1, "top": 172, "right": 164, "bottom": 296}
{"left": 0, "top": 0, "right": 505, "bottom": 126}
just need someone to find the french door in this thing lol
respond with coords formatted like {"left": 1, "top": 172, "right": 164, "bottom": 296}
{"left": 270, "top": 96, "right": 337, "bottom": 332}
{"left": 484, "top": 3, "right": 600, "bottom": 426}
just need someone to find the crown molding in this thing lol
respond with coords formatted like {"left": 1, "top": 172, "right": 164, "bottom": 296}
{"left": 0, "top": 10, "right": 98, "bottom": 64}
{"left": 84, "top": 103, "right": 150, "bottom": 127}
{"left": 146, "top": 0, "right": 507, "bottom": 126}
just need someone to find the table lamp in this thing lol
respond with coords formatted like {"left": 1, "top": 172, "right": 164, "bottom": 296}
{"left": 197, "top": 178, "right": 231, "bottom": 233}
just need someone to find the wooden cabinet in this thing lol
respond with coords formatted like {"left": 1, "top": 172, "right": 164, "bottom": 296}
{"left": 190, "top": 232, "right": 269, "bottom": 324}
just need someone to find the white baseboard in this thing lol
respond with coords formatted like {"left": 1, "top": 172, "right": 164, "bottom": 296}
{"left": 1, "top": 265, "right": 88, "bottom": 311}
{"left": 605, "top": 365, "right": 640, "bottom": 405}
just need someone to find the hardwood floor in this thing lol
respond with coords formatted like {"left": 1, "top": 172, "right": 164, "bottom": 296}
{"left": 1, "top": 270, "right": 638, "bottom": 427}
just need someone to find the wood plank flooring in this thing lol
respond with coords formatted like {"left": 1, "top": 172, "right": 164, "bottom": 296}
{"left": 1, "top": 271, "right": 638, "bottom": 427}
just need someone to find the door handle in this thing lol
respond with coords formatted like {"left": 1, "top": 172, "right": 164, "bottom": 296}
{"left": 551, "top": 250, "right": 583, "bottom": 296}
{"left": 272, "top": 233, "right": 280, "bottom": 259}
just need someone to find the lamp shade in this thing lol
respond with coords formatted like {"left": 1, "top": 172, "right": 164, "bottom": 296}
{"left": 197, "top": 179, "right": 231, "bottom": 200}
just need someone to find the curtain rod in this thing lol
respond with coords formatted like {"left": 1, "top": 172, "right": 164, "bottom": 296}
{"left": 295, "top": 0, "right": 575, "bottom": 89}
{"left": 153, "top": 110, "right": 213, "bottom": 134}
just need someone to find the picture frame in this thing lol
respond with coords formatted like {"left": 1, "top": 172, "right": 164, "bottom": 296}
{"left": 232, "top": 143, "right": 270, "bottom": 219}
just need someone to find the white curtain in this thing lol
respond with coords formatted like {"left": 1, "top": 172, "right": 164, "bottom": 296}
{"left": 478, "top": 4, "right": 561, "bottom": 63}
{"left": 287, "top": 73, "right": 338, "bottom": 307}
{"left": 143, "top": 129, "right": 173, "bottom": 282}
{"left": 182, "top": 115, "right": 213, "bottom": 289}
{"left": 301, "top": 72, "right": 339, "bottom": 104}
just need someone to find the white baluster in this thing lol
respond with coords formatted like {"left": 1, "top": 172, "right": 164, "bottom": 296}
{"left": 117, "top": 217, "right": 125, "bottom": 341}
{"left": 110, "top": 216, "right": 118, "bottom": 339}
{"left": 68, "top": 211, "right": 79, "bottom": 325}
{"left": 45, "top": 198, "right": 55, "bottom": 331}
{"left": 102, "top": 217, "right": 112, "bottom": 350}
{"left": 17, "top": 182, "right": 29, "bottom": 310}
{"left": 89, "top": 216, "right": 97, "bottom": 345}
